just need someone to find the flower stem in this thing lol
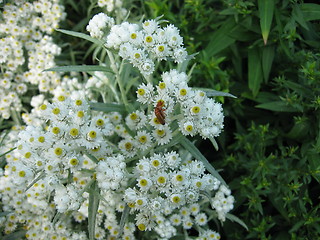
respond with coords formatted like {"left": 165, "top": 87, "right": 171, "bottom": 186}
{"left": 106, "top": 50, "right": 129, "bottom": 110}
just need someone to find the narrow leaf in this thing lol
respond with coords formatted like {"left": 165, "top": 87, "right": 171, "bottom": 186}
{"left": 56, "top": 29, "right": 103, "bottom": 45}
{"left": 292, "top": 4, "right": 309, "bottom": 30}
{"left": 205, "top": 18, "right": 238, "bottom": 56}
{"left": 44, "top": 65, "right": 112, "bottom": 73}
{"left": 0, "top": 211, "right": 11, "bottom": 217}
{"left": 3, "top": 230, "right": 27, "bottom": 240}
{"left": 119, "top": 205, "right": 130, "bottom": 236}
{"left": 89, "top": 102, "right": 126, "bottom": 113}
{"left": 199, "top": 89, "right": 237, "bottom": 98}
{"left": 0, "top": 147, "right": 16, "bottom": 158}
{"left": 88, "top": 181, "right": 100, "bottom": 240}
{"left": 225, "top": 213, "right": 248, "bottom": 230}
{"left": 51, "top": 211, "right": 62, "bottom": 225}
{"left": 258, "top": 0, "right": 275, "bottom": 45}
{"left": 0, "top": 129, "right": 9, "bottom": 146}
{"left": 179, "top": 136, "right": 227, "bottom": 187}
{"left": 256, "top": 101, "right": 300, "bottom": 112}
{"left": 301, "top": 3, "right": 320, "bottom": 21}
{"left": 248, "top": 48, "right": 263, "bottom": 97}
{"left": 84, "top": 152, "right": 99, "bottom": 164}
{"left": 25, "top": 171, "right": 45, "bottom": 191}
{"left": 262, "top": 45, "right": 275, "bottom": 83}
{"left": 209, "top": 137, "right": 219, "bottom": 151}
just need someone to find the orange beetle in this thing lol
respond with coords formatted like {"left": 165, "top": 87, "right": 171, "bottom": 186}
{"left": 154, "top": 100, "right": 166, "bottom": 125}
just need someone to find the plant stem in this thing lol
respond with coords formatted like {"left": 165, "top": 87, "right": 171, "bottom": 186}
{"left": 106, "top": 50, "right": 129, "bottom": 111}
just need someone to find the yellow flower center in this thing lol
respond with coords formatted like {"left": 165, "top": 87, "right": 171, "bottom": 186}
{"left": 96, "top": 119, "right": 104, "bottom": 126}
{"left": 130, "top": 113, "right": 138, "bottom": 120}
{"left": 157, "top": 176, "right": 166, "bottom": 184}
{"left": 54, "top": 148, "right": 62, "bottom": 156}
{"left": 159, "top": 82, "right": 166, "bottom": 89}
{"left": 139, "top": 179, "right": 148, "bottom": 187}
{"left": 172, "top": 196, "right": 181, "bottom": 203}
{"left": 88, "top": 131, "right": 97, "bottom": 139}
{"left": 158, "top": 45, "right": 164, "bottom": 52}
{"left": 69, "top": 158, "right": 79, "bottom": 166}
{"left": 52, "top": 127, "right": 60, "bottom": 135}
{"left": 145, "top": 36, "right": 153, "bottom": 43}
{"left": 57, "top": 95, "right": 65, "bottom": 101}
{"left": 186, "top": 125, "right": 193, "bottom": 132}
{"left": 176, "top": 175, "right": 184, "bottom": 181}
{"left": 180, "top": 89, "right": 187, "bottom": 96}
{"left": 40, "top": 104, "right": 47, "bottom": 110}
{"left": 191, "top": 106, "right": 200, "bottom": 114}
{"left": 137, "top": 88, "right": 145, "bottom": 95}
{"left": 18, "top": 171, "right": 25, "bottom": 177}
{"left": 152, "top": 159, "right": 160, "bottom": 167}
{"left": 75, "top": 100, "right": 82, "bottom": 106}
{"left": 52, "top": 108, "right": 60, "bottom": 115}
{"left": 125, "top": 142, "right": 132, "bottom": 150}
{"left": 138, "top": 224, "right": 146, "bottom": 231}
{"left": 139, "top": 135, "right": 147, "bottom": 143}
{"left": 134, "top": 53, "right": 141, "bottom": 59}
{"left": 69, "top": 128, "right": 79, "bottom": 137}
{"left": 77, "top": 111, "right": 84, "bottom": 118}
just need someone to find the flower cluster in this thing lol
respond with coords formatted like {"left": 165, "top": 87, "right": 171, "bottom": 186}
{"left": 136, "top": 69, "right": 224, "bottom": 140}
{"left": 0, "top": 0, "right": 66, "bottom": 119}
{"left": 97, "top": 0, "right": 124, "bottom": 12}
{"left": 124, "top": 151, "right": 228, "bottom": 238}
{"left": 87, "top": 13, "right": 188, "bottom": 76}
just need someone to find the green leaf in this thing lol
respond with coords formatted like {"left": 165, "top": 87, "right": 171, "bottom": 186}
{"left": 301, "top": 3, "right": 320, "bottom": 21}
{"left": 286, "top": 119, "right": 309, "bottom": 139}
{"left": 119, "top": 205, "right": 130, "bottom": 236}
{"left": 0, "top": 211, "right": 11, "bottom": 217}
{"left": 0, "top": 129, "right": 9, "bottom": 147}
{"left": 248, "top": 47, "right": 263, "bottom": 97}
{"left": 205, "top": 18, "right": 238, "bottom": 56}
{"left": 179, "top": 136, "right": 227, "bottom": 187}
{"left": 262, "top": 45, "right": 275, "bottom": 83}
{"left": 55, "top": 29, "right": 103, "bottom": 45}
{"left": 209, "top": 137, "right": 219, "bottom": 151}
{"left": 3, "top": 230, "right": 27, "bottom": 240}
{"left": 84, "top": 152, "right": 99, "bottom": 164}
{"left": 225, "top": 213, "right": 248, "bottom": 230}
{"left": 25, "top": 171, "right": 45, "bottom": 191}
{"left": 89, "top": 102, "right": 126, "bottom": 113}
{"left": 195, "top": 88, "right": 237, "bottom": 98}
{"left": 51, "top": 211, "right": 62, "bottom": 225}
{"left": 258, "top": 0, "right": 275, "bottom": 45}
{"left": 88, "top": 181, "right": 100, "bottom": 240}
{"left": 44, "top": 65, "right": 113, "bottom": 73}
{"left": 0, "top": 147, "right": 16, "bottom": 158}
{"left": 255, "top": 101, "right": 300, "bottom": 112}
{"left": 292, "top": 4, "right": 309, "bottom": 30}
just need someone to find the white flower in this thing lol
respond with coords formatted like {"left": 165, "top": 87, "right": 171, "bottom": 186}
{"left": 142, "top": 19, "right": 158, "bottom": 34}
{"left": 195, "top": 212, "right": 208, "bottom": 226}
{"left": 136, "top": 83, "right": 154, "bottom": 104}
{"left": 86, "top": 13, "right": 115, "bottom": 38}
{"left": 135, "top": 130, "right": 153, "bottom": 150}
